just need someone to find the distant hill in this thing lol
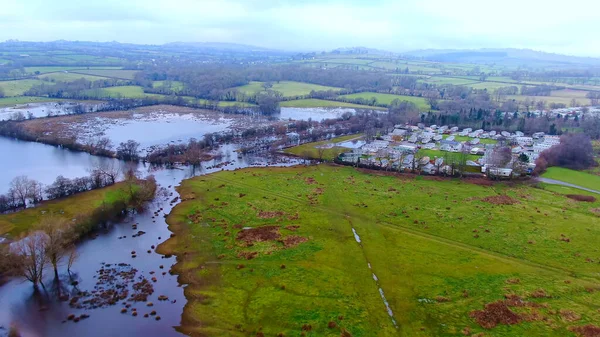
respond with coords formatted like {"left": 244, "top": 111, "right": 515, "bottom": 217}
{"left": 403, "top": 48, "right": 600, "bottom": 67}
{"left": 164, "top": 42, "right": 284, "bottom": 53}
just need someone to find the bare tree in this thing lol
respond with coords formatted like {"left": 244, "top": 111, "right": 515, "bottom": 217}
{"left": 9, "top": 176, "right": 41, "bottom": 207}
{"left": 91, "top": 161, "right": 120, "bottom": 185}
{"left": 535, "top": 100, "right": 547, "bottom": 111}
{"left": 316, "top": 145, "right": 327, "bottom": 162}
{"left": 11, "top": 231, "right": 49, "bottom": 289}
{"left": 39, "top": 217, "right": 74, "bottom": 280}
{"left": 66, "top": 249, "right": 78, "bottom": 277}
{"left": 116, "top": 140, "right": 140, "bottom": 160}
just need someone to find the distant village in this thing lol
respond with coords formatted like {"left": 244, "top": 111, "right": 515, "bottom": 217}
{"left": 339, "top": 123, "right": 562, "bottom": 178}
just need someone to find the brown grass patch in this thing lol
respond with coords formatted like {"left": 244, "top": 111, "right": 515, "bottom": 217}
{"left": 470, "top": 301, "right": 522, "bottom": 329}
{"left": 530, "top": 289, "right": 550, "bottom": 298}
{"left": 285, "top": 225, "right": 300, "bottom": 231}
{"left": 465, "top": 177, "right": 495, "bottom": 186}
{"left": 257, "top": 211, "right": 285, "bottom": 219}
{"left": 237, "top": 251, "right": 259, "bottom": 260}
{"left": 560, "top": 309, "right": 581, "bottom": 322}
{"left": 280, "top": 235, "right": 308, "bottom": 248}
{"left": 569, "top": 325, "right": 600, "bottom": 337}
{"left": 481, "top": 195, "right": 519, "bottom": 205}
{"left": 567, "top": 195, "right": 596, "bottom": 202}
{"left": 236, "top": 226, "right": 281, "bottom": 244}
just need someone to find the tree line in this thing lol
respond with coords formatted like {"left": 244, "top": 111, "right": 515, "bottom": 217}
{"left": 0, "top": 163, "right": 121, "bottom": 213}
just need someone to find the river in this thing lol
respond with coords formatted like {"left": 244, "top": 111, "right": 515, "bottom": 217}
{"left": 0, "top": 136, "right": 301, "bottom": 337}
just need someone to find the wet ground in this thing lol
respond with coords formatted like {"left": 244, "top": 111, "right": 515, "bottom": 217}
{"left": 0, "top": 136, "right": 302, "bottom": 337}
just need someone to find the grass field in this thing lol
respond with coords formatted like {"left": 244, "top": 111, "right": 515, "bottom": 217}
{"left": 0, "top": 96, "right": 64, "bottom": 107}
{"left": 0, "top": 79, "right": 44, "bottom": 96}
{"left": 152, "top": 80, "right": 185, "bottom": 92}
{"left": 506, "top": 95, "right": 591, "bottom": 107}
{"left": 283, "top": 134, "right": 362, "bottom": 160}
{"left": 418, "top": 149, "right": 481, "bottom": 162}
{"left": 542, "top": 167, "right": 600, "bottom": 191}
{"left": 82, "top": 86, "right": 154, "bottom": 99}
{"left": 0, "top": 182, "right": 138, "bottom": 238}
{"left": 339, "top": 92, "right": 430, "bottom": 110}
{"left": 420, "top": 77, "right": 479, "bottom": 86}
{"left": 444, "top": 135, "right": 498, "bottom": 145}
{"left": 38, "top": 72, "right": 108, "bottom": 82}
{"left": 235, "top": 81, "right": 342, "bottom": 97}
{"left": 279, "top": 99, "right": 384, "bottom": 109}
{"left": 23, "top": 66, "right": 123, "bottom": 75}
{"left": 71, "top": 69, "right": 139, "bottom": 80}
{"left": 159, "top": 164, "right": 600, "bottom": 337}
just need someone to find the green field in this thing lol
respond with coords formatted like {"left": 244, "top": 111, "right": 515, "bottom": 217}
{"left": 0, "top": 96, "right": 65, "bottom": 107}
{"left": 152, "top": 80, "right": 185, "bottom": 92}
{"left": 283, "top": 134, "right": 362, "bottom": 160}
{"left": 470, "top": 82, "right": 522, "bottom": 91}
{"left": 339, "top": 92, "right": 430, "bottom": 110}
{"left": 506, "top": 95, "right": 591, "bottom": 108}
{"left": 38, "top": 72, "right": 108, "bottom": 82}
{"left": 444, "top": 135, "right": 498, "bottom": 145}
{"left": 159, "top": 165, "right": 600, "bottom": 337}
{"left": 195, "top": 99, "right": 257, "bottom": 108}
{"left": 0, "top": 182, "right": 141, "bottom": 238}
{"left": 82, "top": 85, "right": 152, "bottom": 98}
{"left": 23, "top": 66, "right": 123, "bottom": 75}
{"left": 418, "top": 148, "right": 481, "bottom": 162}
{"left": 279, "top": 98, "right": 384, "bottom": 109}
{"left": 235, "top": 81, "right": 342, "bottom": 97}
{"left": 71, "top": 69, "right": 139, "bottom": 80}
{"left": 542, "top": 167, "right": 600, "bottom": 191}
{"left": 420, "top": 77, "right": 479, "bottom": 86}
{"left": 0, "top": 79, "right": 44, "bottom": 96}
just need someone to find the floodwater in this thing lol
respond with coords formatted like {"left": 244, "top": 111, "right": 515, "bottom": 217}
{"left": 0, "top": 137, "right": 128, "bottom": 195}
{"left": 278, "top": 107, "right": 356, "bottom": 122}
{"left": 0, "top": 135, "right": 301, "bottom": 337}
{"left": 81, "top": 113, "right": 233, "bottom": 153}
{"left": 0, "top": 102, "right": 100, "bottom": 121}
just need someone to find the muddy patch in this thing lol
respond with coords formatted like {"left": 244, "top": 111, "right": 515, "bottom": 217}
{"left": 257, "top": 211, "right": 286, "bottom": 219}
{"left": 236, "top": 226, "right": 281, "bottom": 244}
{"left": 481, "top": 195, "right": 520, "bottom": 205}
{"left": 569, "top": 324, "right": 600, "bottom": 337}
{"left": 469, "top": 301, "right": 522, "bottom": 329}
{"left": 566, "top": 194, "right": 596, "bottom": 202}
{"left": 280, "top": 235, "right": 308, "bottom": 248}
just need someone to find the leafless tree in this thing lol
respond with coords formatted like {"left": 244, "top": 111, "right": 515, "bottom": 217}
{"left": 66, "top": 249, "right": 78, "bottom": 277}
{"left": 488, "top": 147, "right": 512, "bottom": 168}
{"left": 90, "top": 161, "right": 120, "bottom": 185}
{"left": 9, "top": 176, "right": 41, "bottom": 207}
{"left": 535, "top": 100, "right": 547, "bottom": 111}
{"left": 39, "top": 217, "right": 74, "bottom": 280}
{"left": 316, "top": 146, "right": 327, "bottom": 161}
{"left": 11, "top": 231, "right": 49, "bottom": 289}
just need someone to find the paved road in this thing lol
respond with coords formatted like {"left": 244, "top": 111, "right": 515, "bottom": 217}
{"left": 538, "top": 177, "right": 600, "bottom": 195}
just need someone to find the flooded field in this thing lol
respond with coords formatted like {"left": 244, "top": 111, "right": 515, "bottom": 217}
{"left": 0, "top": 102, "right": 101, "bottom": 121}
{"left": 0, "top": 137, "right": 127, "bottom": 194}
{"left": 0, "top": 135, "right": 301, "bottom": 337}
{"left": 278, "top": 107, "right": 355, "bottom": 121}
{"left": 83, "top": 112, "right": 233, "bottom": 153}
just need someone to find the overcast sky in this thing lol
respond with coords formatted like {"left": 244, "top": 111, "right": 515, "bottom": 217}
{"left": 1, "top": 0, "right": 598, "bottom": 56}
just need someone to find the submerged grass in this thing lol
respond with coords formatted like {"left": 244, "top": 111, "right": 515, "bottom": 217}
{"left": 160, "top": 165, "right": 600, "bottom": 337}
